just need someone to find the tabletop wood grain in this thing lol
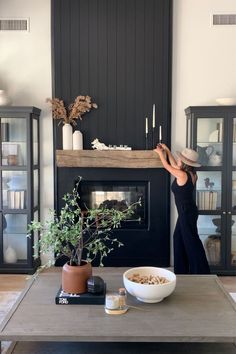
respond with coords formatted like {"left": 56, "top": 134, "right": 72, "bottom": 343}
{"left": 0, "top": 267, "right": 235, "bottom": 343}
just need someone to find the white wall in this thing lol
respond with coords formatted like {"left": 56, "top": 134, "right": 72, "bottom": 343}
{"left": 0, "top": 0, "right": 53, "bottom": 226}
{"left": 173, "top": 0, "right": 236, "bottom": 149}
{"left": 171, "top": 0, "right": 236, "bottom": 263}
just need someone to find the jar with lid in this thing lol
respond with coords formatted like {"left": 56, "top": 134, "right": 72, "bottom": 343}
{"left": 118, "top": 288, "right": 127, "bottom": 309}
{"left": 105, "top": 290, "right": 128, "bottom": 315}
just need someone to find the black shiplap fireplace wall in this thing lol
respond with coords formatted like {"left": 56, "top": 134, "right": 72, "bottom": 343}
{"left": 52, "top": 0, "right": 172, "bottom": 149}
{"left": 52, "top": 0, "right": 172, "bottom": 266}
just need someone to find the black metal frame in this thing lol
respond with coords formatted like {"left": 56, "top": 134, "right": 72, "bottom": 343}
{"left": 0, "top": 106, "right": 41, "bottom": 274}
{"left": 185, "top": 105, "right": 236, "bottom": 275}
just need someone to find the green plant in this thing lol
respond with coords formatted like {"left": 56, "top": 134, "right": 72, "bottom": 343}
{"left": 28, "top": 178, "right": 140, "bottom": 267}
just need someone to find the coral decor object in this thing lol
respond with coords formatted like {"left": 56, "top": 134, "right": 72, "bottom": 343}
{"left": 91, "top": 138, "right": 109, "bottom": 150}
{"left": 46, "top": 95, "right": 98, "bottom": 126}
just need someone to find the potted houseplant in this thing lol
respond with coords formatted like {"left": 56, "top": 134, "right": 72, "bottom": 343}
{"left": 28, "top": 177, "right": 139, "bottom": 294}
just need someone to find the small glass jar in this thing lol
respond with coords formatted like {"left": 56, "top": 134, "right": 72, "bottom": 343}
{"left": 118, "top": 288, "right": 127, "bottom": 309}
{"left": 105, "top": 293, "right": 120, "bottom": 310}
{"left": 105, "top": 291, "right": 128, "bottom": 315}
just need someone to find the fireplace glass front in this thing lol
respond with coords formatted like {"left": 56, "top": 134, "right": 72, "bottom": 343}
{"left": 78, "top": 181, "right": 148, "bottom": 228}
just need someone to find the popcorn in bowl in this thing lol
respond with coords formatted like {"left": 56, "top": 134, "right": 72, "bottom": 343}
{"left": 123, "top": 266, "right": 176, "bottom": 303}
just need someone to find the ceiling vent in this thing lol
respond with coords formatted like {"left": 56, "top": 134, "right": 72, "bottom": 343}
{"left": 0, "top": 18, "right": 29, "bottom": 32}
{"left": 212, "top": 14, "right": 236, "bottom": 25}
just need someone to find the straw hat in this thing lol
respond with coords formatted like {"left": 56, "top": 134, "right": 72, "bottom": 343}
{"left": 175, "top": 148, "right": 201, "bottom": 167}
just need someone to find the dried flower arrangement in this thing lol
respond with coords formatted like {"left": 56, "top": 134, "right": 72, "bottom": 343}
{"left": 46, "top": 95, "right": 98, "bottom": 126}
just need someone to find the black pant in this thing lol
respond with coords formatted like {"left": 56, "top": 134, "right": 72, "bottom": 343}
{"left": 173, "top": 205, "right": 210, "bottom": 274}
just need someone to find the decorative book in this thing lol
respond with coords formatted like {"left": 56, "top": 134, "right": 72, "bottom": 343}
{"left": 55, "top": 285, "right": 106, "bottom": 305}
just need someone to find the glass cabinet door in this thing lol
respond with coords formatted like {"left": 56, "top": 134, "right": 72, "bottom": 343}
{"left": 196, "top": 118, "right": 223, "bottom": 167}
{"left": 198, "top": 215, "right": 222, "bottom": 266}
{"left": 231, "top": 215, "right": 236, "bottom": 266}
{"left": 33, "top": 169, "right": 39, "bottom": 208}
{"left": 3, "top": 213, "right": 28, "bottom": 264}
{"left": 196, "top": 171, "right": 221, "bottom": 211}
{"left": 232, "top": 119, "right": 236, "bottom": 267}
{"left": 1, "top": 118, "right": 27, "bottom": 166}
{"left": 33, "top": 118, "right": 38, "bottom": 165}
{"left": 2, "top": 171, "right": 27, "bottom": 209}
{"left": 232, "top": 118, "right": 236, "bottom": 166}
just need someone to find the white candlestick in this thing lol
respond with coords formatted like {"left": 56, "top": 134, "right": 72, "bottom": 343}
{"left": 159, "top": 125, "right": 162, "bottom": 141}
{"left": 152, "top": 104, "right": 155, "bottom": 128}
{"left": 145, "top": 117, "right": 148, "bottom": 134}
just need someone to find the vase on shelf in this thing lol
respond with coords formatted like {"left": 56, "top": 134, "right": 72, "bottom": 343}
{"left": 4, "top": 245, "right": 17, "bottom": 264}
{"left": 62, "top": 123, "right": 73, "bottom": 150}
{"left": 73, "top": 130, "right": 83, "bottom": 150}
{"left": 0, "top": 90, "right": 11, "bottom": 106}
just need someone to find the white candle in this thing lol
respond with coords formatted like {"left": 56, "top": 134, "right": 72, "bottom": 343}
{"left": 105, "top": 294, "right": 120, "bottom": 310}
{"left": 159, "top": 125, "right": 162, "bottom": 141}
{"left": 152, "top": 104, "right": 155, "bottom": 128}
{"left": 145, "top": 117, "right": 148, "bottom": 134}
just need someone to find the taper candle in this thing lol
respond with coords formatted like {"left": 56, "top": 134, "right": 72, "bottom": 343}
{"left": 145, "top": 117, "right": 148, "bottom": 134}
{"left": 159, "top": 125, "right": 162, "bottom": 142}
{"left": 152, "top": 104, "right": 155, "bottom": 128}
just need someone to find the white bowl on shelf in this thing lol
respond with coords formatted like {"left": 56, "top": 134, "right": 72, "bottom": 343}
{"left": 123, "top": 267, "right": 176, "bottom": 303}
{"left": 215, "top": 98, "right": 236, "bottom": 105}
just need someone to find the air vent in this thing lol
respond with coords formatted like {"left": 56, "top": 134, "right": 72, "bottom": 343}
{"left": 213, "top": 14, "right": 236, "bottom": 25}
{"left": 0, "top": 18, "right": 29, "bottom": 31}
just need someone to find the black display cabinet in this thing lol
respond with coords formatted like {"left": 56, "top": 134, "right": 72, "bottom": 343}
{"left": 0, "top": 106, "right": 41, "bottom": 274}
{"left": 185, "top": 105, "right": 236, "bottom": 275}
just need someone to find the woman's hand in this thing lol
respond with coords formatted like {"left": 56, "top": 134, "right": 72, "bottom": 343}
{"left": 154, "top": 144, "right": 164, "bottom": 156}
{"left": 160, "top": 143, "right": 169, "bottom": 152}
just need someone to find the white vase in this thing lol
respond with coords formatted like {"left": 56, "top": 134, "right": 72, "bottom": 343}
{"left": 62, "top": 123, "right": 73, "bottom": 150}
{"left": 4, "top": 246, "right": 17, "bottom": 263}
{"left": 0, "top": 90, "right": 11, "bottom": 106}
{"left": 73, "top": 130, "right": 83, "bottom": 150}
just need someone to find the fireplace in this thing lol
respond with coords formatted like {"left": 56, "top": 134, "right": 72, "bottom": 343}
{"left": 56, "top": 167, "right": 170, "bottom": 267}
{"left": 78, "top": 181, "right": 148, "bottom": 229}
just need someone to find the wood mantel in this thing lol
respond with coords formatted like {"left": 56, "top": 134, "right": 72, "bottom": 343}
{"left": 56, "top": 150, "right": 163, "bottom": 168}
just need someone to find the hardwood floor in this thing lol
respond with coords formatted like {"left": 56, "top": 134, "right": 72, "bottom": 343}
{"left": 0, "top": 274, "right": 28, "bottom": 292}
{"left": 0, "top": 274, "right": 235, "bottom": 293}
{"left": 219, "top": 276, "right": 236, "bottom": 293}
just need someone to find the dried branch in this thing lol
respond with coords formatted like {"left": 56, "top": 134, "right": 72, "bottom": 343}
{"left": 46, "top": 95, "right": 98, "bottom": 126}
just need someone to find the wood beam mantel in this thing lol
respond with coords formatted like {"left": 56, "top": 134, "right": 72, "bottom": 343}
{"left": 56, "top": 150, "right": 163, "bottom": 168}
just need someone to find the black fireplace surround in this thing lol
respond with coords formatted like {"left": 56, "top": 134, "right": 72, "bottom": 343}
{"left": 56, "top": 168, "right": 170, "bottom": 267}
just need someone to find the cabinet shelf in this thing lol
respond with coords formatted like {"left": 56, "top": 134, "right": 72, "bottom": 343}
{"left": 198, "top": 228, "right": 220, "bottom": 235}
{"left": 197, "top": 142, "right": 222, "bottom": 144}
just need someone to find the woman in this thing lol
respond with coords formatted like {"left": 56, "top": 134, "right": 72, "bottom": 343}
{"left": 154, "top": 144, "right": 210, "bottom": 274}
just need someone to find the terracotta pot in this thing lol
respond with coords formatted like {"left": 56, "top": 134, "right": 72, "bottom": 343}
{"left": 62, "top": 261, "right": 92, "bottom": 294}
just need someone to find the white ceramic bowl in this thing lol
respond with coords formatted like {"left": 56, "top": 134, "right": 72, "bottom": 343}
{"left": 215, "top": 97, "right": 236, "bottom": 105}
{"left": 123, "top": 267, "right": 176, "bottom": 303}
